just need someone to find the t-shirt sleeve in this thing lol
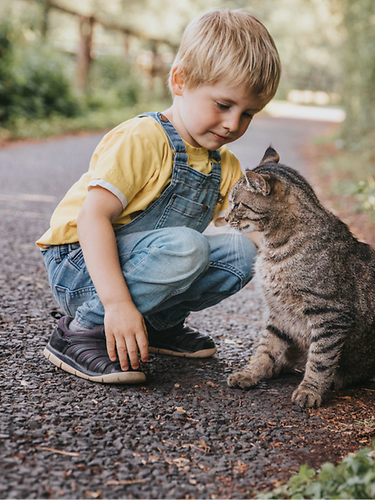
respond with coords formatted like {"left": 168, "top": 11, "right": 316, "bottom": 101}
{"left": 87, "top": 120, "right": 162, "bottom": 209}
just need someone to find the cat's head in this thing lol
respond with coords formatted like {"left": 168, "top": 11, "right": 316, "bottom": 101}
{"left": 226, "top": 147, "right": 320, "bottom": 234}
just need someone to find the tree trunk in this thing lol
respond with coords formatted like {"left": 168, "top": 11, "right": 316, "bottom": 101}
{"left": 76, "top": 15, "right": 95, "bottom": 90}
{"left": 40, "top": 0, "right": 51, "bottom": 40}
{"left": 341, "top": 0, "right": 375, "bottom": 144}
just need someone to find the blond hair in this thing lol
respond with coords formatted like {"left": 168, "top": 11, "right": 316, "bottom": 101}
{"left": 170, "top": 9, "right": 281, "bottom": 105}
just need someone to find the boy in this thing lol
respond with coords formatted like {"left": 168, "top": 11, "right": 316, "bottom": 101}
{"left": 37, "top": 9, "right": 281, "bottom": 384}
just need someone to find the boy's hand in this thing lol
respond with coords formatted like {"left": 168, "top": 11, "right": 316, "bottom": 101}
{"left": 104, "top": 302, "right": 149, "bottom": 371}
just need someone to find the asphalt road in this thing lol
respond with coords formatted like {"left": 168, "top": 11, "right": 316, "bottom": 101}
{"left": 1, "top": 113, "right": 374, "bottom": 499}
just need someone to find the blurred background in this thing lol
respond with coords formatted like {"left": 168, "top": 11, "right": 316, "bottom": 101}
{"left": 0, "top": 0, "right": 374, "bottom": 219}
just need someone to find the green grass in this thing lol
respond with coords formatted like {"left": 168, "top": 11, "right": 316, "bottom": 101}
{"left": 257, "top": 442, "right": 375, "bottom": 499}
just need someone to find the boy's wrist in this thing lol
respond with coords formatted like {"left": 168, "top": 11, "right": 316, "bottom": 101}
{"left": 103, "top": 299, "right": 136, "bottom": 312}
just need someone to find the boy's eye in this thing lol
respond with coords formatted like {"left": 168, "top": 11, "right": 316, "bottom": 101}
{"left": 216, "top": 101, "right": 230, "bottom": 111}
{"left": 243, "top": 112, "right": 254, "bottom": 119}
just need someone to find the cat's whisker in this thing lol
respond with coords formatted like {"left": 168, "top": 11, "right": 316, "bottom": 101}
{"left": 220, "top": 228, "right": 243, "bottom": 266}
{"left": 237, "top": 230, "right": 247, "bottom": 259}
{"left": 225, "top": 229, "right": 239, "bottom": 264}
{"left": 257, "top": 215, "right": 266, "bottom": 229}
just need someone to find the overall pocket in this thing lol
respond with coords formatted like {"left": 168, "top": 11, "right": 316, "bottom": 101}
{"left": 155, "top": 194, "right": 209, "bottom": 229}
{"left": 54, "top": 284, "right": 97, "bottom": 317}
{"left": 47, "top": 245, "right": 96, "bottom": 316}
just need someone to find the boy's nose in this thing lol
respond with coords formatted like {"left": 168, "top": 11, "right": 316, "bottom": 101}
{"left": 223, "top": 114, "right": 241, "bottom": 133}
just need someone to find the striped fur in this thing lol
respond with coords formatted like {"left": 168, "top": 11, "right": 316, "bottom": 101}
{"left": 226, "top": 147, "right": 375, "bottom": 408}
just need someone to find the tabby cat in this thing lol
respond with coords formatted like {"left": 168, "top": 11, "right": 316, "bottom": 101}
{"left": 226, "top": 147, "right": 375, "bottom": 408}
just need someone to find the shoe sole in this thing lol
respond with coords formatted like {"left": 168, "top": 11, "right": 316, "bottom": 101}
{"left": 43, "top": 347, "right": 146, "bottom": 384}
{"left": 148, "top": 346, "right": 217, "bottom": 358}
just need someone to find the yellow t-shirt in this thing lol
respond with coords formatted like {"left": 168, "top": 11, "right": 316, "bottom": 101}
{"left": 37, "top": 116, "right": 243, "bottom": 248}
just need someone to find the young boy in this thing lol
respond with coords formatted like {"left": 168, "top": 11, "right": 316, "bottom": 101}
{"left": 37, "top": 9, "right": 281, "bottom": 384}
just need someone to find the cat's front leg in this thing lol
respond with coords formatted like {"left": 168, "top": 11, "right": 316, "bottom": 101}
{"left": 291, "top": 329, "right": 344, "bottom": 408}
{"left": 228, "top": 326, "right": 291, "bottom": 389}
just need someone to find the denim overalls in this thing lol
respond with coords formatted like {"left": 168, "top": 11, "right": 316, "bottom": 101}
{"left": 42, "top": 112, "right": 257, "bottom": 330}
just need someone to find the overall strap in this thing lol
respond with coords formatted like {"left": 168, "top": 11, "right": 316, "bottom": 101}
{"left": 210, "top": 149, "right": 222, "bottom": 164}
{"left": 138, "top": 112, "right": 221, "bottom": 165}
{"left": 138, "top": 112, "right": 188, "bottom": 164}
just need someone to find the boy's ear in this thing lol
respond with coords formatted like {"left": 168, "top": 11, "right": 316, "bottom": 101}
{"left": 170, "top": 66, "right": 185, "bottom": 96}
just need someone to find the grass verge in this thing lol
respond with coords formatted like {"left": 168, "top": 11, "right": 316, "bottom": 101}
{"left": 256, "top": 441, "right": 375, "bottom": 499}
{"left": 0, "top": 100, "right": 171, "bottom": 144}
{"left": 313, "top": 133, "right": 375, "bottom": 221}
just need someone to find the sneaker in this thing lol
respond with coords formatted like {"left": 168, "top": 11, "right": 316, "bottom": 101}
{"left": 146, "top": 320, "right": 217, "bottom": 358}
{"left": 43, "top": 316, "right": 146, "bottom": 384}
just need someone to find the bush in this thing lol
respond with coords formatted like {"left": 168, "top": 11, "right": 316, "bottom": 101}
{"left": 0, "top": 19, "right": 17, "bottom": 122}
{"left": 86, "top": 55, "right": 143, "bottom": 110}
{"left": 0, "top": 19, "right": 81, "bottom": 123}
{"left": 355, "top": 177, "right": 375, "bottom": 218}
{"left": 12, "top": 45, "right": 81, "bottom": 119}
{"left": 341, "top": 0, "right": 375, "bottom": 145}
{"left": 257, "top": 442, "right": 375, "bottom": 499}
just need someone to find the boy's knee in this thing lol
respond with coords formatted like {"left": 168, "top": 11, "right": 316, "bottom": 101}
{"left": 167, "top": 227, "right": 210, "bottom": 274}
{"left": 208, "top": 233, "right": 257, "bottom": 287}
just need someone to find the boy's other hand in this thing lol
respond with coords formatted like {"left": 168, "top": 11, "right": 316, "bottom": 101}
{"left": 104, "top": 302, "right": 149, "bottom": 371}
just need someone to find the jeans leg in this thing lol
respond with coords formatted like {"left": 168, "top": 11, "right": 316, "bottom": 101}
{"left": 44, "top": 227, "right": 211, "bottom": 329}
{"left": 146, "top": 233, "right": 257, "bottom": 329}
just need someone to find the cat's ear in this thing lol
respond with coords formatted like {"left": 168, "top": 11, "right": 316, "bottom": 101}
{"left": 245, "top": 170, "right": 271, "bottom": 196}
{"left": 259, "top": 147, "right": 280, "bottom": 165}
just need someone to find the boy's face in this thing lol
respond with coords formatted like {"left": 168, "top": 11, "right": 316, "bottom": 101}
{"left": 169, "top": 73, "right": 265, "bottom": 150}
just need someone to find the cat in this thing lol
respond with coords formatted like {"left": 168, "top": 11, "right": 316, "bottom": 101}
{"left": 226, "top": 146, "right": 375, "bottom": 408}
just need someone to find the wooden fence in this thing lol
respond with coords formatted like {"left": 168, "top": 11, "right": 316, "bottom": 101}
{"left": 30, "top": 0, "right": 177, "bottom": 90}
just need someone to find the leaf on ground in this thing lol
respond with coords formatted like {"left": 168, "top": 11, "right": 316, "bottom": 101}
{"left": 85, "top": 490, "right": 102, "bottom": 499}
{"left": 233, "top": 459, "right": 248, "bottom": 474}
{"left": 198, "top": 440, "right": 211, "bottom": 453}
{"left": 165, "top": 457, "right": 190, "bottom": 468}
{"left": 175, "top": 406, "right": 186, "bottom": 412}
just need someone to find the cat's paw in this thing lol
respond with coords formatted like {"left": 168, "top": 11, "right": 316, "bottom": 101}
{"left": 227, "top": 370, "right": 258, "bottom": 389}
{"left": 291, "top": 385, "right": 322, "bottom": 408}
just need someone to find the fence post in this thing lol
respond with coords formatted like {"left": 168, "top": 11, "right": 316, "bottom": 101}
{"left": 76, "top": 15, "right": 95, "bottom": 90}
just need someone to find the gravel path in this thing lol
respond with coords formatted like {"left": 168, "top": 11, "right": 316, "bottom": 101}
{"left": 1, "top": 115, "right": 374, "bottom": 499}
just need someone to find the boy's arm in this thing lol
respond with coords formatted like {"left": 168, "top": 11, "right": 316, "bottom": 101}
{"left": 77, "top": 186, "right": 149, "bottom": 371}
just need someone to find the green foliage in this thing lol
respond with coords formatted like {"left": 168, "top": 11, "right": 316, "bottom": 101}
{"left": 354, "top": 177, "right": 375, "bottom": 219}
{"left": 257, "top": 442, "right": 375, "bottom": 499}
{"left": 0, "top": 19, "right": 17, "bottom": 122}
{"left": 86, "top": 56, "right": 143, "bottom": 110}
{"left": 11, "top": 45, "right": 80, "bottom": 119}
{"left": 0, "top": 19, "right": 81, "bottom": 123}
{"left": 0, "top": 17, "right": 13, "bottom": 59}
{"left": 341, "top": 0, "right": 375, "bottom": 146}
